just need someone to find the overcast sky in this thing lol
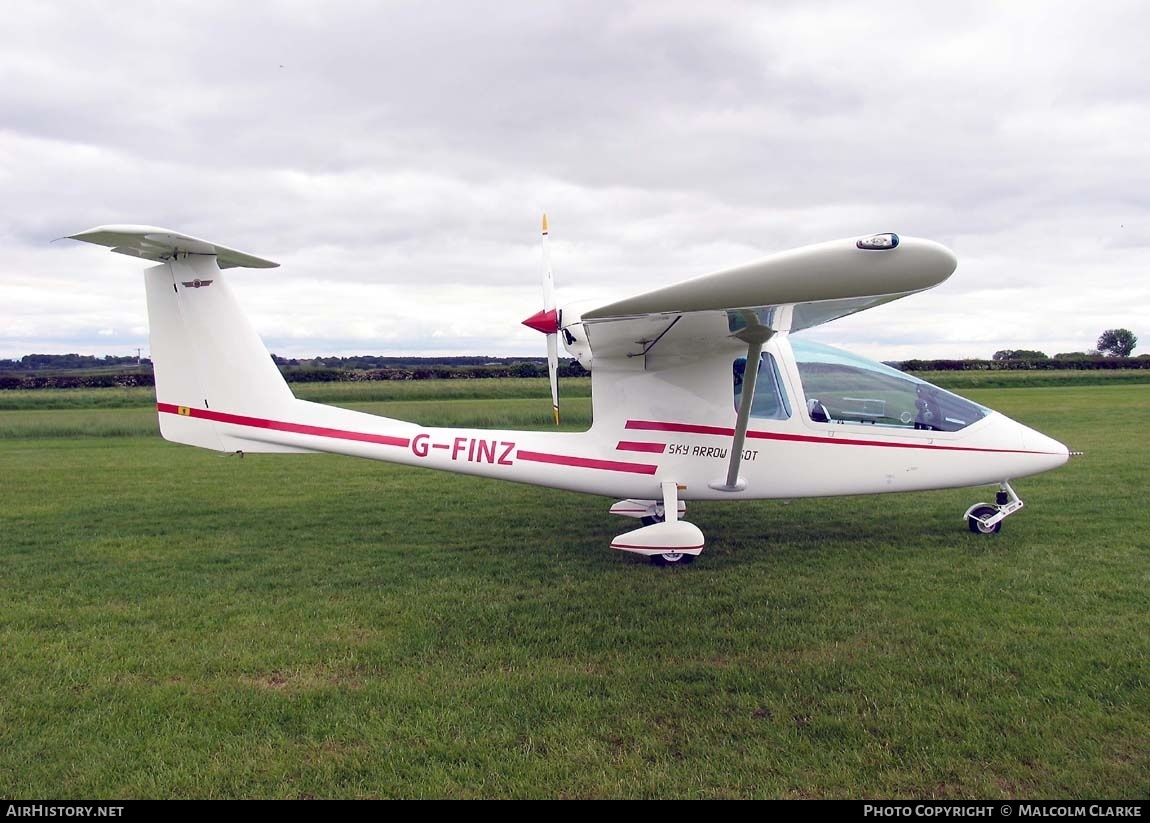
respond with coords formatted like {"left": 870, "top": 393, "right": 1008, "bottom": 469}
{"left": 2, "top": 0, "right": 1146, "bottom": 362}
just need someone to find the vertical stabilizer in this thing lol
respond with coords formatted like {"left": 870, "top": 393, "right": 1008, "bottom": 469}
{"left": 146, "top": 256, "right": 299, "bottom": 451}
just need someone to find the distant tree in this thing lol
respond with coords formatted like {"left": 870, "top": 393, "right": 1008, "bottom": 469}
{"left": 1054, "top": 351, "right": 1091, "bottom": 361}
{"left": 558, "top": 360, "right": 588, "bottom": 378}
{"left": 1096, "top": 328, "right": 1137, "bottom": 357}
{"left": 992, "top": 349, "right": 1048, "bottom": 361}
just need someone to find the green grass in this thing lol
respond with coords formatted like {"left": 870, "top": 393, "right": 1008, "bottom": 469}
{"left": 0, "top": 399, "right": 592, "bottom": 439}
{"left": 6, "top": 370, "right": 1149, "bottom": 411}
{"left": 0, "top": 378, "right": 591, "bottom": 411}
{"left": 0, "top": 386, "right": 160, "bottom": 411}
{"left": 912, "top": 369, "right": 1150, "bottom": 390}
{"left": 0, "top": 378, "right": 593, "bottom": 436}
{"left": 0, "top": 383, "right": 1148, "bottom": 798}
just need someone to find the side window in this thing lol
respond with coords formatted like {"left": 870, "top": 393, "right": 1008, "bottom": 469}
{"left": 733, "top": 353, "right": 791, "bottom": 420}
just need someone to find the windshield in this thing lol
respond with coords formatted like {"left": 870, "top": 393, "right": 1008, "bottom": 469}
{"left": 790, "top": 338, "right": 989, "bottom": 432}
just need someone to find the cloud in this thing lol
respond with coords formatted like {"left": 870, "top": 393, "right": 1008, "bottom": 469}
{"left": 1, "top": 1, "right": 1147, "bottom": 360}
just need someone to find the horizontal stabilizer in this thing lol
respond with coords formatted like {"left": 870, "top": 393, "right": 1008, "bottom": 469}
{"left": 67, "top": 225, "right": 278, "bottom": 269}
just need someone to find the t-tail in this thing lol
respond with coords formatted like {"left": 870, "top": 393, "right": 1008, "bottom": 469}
{"left": 67, "top": 225, "right": 417, "bottom": 454}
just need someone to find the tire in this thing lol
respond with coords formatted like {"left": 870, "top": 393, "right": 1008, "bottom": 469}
{"left": 967, "top": 505, "right": 1002, "bottom": 534}
{"left": 650, "top": 552, "right": 695, "bottom": 566}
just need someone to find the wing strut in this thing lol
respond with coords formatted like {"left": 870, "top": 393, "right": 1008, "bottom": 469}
{"left": 711, "top": 320, "right": 774, "bottom": 492}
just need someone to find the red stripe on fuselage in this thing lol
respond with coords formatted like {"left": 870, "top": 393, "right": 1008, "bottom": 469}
{"left": 156, "top": 404, "right": 661, "bottom": 474}
{"left": 625, "top": 419, "right": 1059, "bottom": 456}
{"left": 157, "top": 403, "right": 411, "bottom": 448}
{"left": 616, "top": 441, "right": 667, "bottom": 453}
{"left": 610, "top": 542, "right": 704, "bottom": 551}
{"left": 626, "top": 420, "right": 732, "bottom": 437}
{"left": 517, "top": 450, "right": 658, "bottom": 475}
{"left": 743, "top": 429, "right": 1047, "bottom": 454}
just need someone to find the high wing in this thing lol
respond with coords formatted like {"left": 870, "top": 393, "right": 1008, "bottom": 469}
{"left": 575, "top": 233, "right": 957, "bottom": 361}
{"left": 571, "top": 232, "right": 959, "bottom": 494}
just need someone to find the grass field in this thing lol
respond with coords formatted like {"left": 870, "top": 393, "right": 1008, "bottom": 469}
{"left": 2, "top": 368, "right": 1147, "bottom": 412}
{"left": 1, "top": 378, "right": 1148, "bottom": 798}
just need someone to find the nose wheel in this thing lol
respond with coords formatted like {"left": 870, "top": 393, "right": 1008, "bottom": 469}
{"left": 964, "top": 481, "right": 1024, "bottom": 534}
{"left": 967, "top": 505, "right": 1002, "bottom": 534}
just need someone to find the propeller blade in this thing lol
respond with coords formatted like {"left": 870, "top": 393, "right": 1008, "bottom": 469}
{"left": 547, "top": 331, "right": 560, "bottom": 425}
{"left": 521, "top": 214, "right": 561, "bottom": 425}
{"left": 543, "top": 214, "right": 559, "bottom": 425}
{"left": 541, "top": 213, "right": 554, "bottom": 311}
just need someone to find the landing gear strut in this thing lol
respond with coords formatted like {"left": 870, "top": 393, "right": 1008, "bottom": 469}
{"left": 964, "top": 481, "right": 1024, "bottom": 534}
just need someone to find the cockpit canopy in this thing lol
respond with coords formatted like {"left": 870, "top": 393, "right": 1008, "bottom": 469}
{"left": 734, "top": 339, "right": 989, "bottom": 431}
{"left": 789, "top": 338, "right": 989, "bottom": 432}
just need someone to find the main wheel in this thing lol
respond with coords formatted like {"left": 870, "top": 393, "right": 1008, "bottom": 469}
{"left": 967, "top": 505, "right": 1002, "bottom": 534}
{"left": 650, "top": 552, "right": 695, "bottom": 565}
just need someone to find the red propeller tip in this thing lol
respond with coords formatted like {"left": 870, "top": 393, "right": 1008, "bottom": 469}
{"left": 521, "top": 308, "right": 559, "bottom": 335}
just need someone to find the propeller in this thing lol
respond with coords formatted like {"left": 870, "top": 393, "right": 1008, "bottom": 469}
{"left": 521, "top": 213, "right": 561, "bottom": 425}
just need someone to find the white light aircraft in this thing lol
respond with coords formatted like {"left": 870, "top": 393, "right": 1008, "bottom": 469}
{"left": 68, "top": 221, "right": 1069, "bottom": 564}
